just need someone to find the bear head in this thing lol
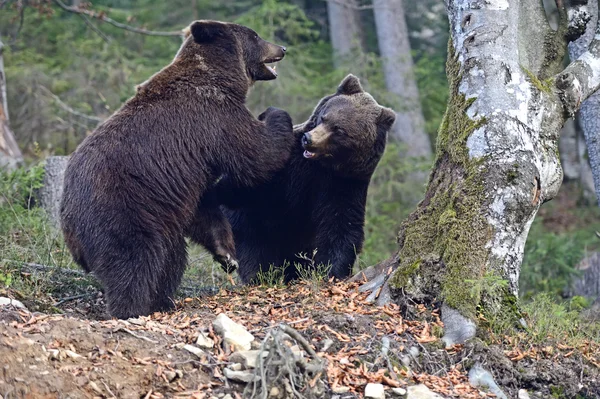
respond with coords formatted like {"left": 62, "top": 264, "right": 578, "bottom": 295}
{"left": 301, "top": 75, "right": 396, "bottom": 177}
{"left": 178, "top": 20, "right": 286, "bottom": 82}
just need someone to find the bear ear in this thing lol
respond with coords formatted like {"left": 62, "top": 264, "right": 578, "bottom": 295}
{"left": 189, "top": 20, "right": 227, "bottom": 43}
{"left": 337, "top": 74, "right": 364, "bottom": 95}
{"left": 377, "top": 107, "right": 396, "bottom": 131}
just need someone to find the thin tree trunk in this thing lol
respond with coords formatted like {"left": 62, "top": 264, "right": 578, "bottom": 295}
{"left": 355, "top": 0, "right": 600, "bottom": 343}
{"left": 0, "top": 36, "right": 23, "bottom": 170}
{"left": 568, "top": 0, "right": 600, "bottom": 205}
{"left": 326, "top": 0, "right": 362, "bottom": 66}
{"left": 373, "top": 0, "right": 431, "bottom": 157}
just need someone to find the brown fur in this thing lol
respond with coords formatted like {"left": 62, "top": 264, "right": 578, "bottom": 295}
{"left": 60, "top": 20, "right": 294, "bottom": 319}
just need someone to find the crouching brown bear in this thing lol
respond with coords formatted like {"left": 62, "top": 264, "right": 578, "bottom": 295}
{"left": 60, "top": 20, "right": 295, "bottom": 319}
{"left": 215, "top": 75, "right": 396, "bottom": 283}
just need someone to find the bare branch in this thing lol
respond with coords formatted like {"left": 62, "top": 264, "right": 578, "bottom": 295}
{"left": 52, "top": 0, "right": 184, "bottom": 37}
{"left": 39, "top": 85, "right": 105, "bottom": 123}
{"left": 78, "top": 14, "right": 112, "bottom": 43}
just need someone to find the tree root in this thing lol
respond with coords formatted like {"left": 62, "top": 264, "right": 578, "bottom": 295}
{"left": 245, "top": 324, "right": 326, "bottom": 399}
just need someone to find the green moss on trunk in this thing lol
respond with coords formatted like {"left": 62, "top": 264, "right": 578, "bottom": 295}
{"left": 389, "top": 40, "right": 493, "bottom": 319}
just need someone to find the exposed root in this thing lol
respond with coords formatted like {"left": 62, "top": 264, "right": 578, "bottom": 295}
{"left": 245, "top": 324, "right": 326, "bottom": 399}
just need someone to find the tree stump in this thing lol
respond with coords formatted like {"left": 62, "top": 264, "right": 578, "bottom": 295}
{"left": 39, "top": 156, "right": 69, "bottom": 229}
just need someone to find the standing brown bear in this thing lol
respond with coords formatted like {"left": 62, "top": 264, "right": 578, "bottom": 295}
{"left": 60, "top": 20, "right": 294, "bottom": 319}
{"left": 216, "top": 75, "right": 396, "bottom": 283}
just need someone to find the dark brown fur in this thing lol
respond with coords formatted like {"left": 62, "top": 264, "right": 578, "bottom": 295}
{"left": 216, "top": 75, "right": 396, "bottom": 282}
{"left": 60, "top": 20, "right": 294, "bottom": 318}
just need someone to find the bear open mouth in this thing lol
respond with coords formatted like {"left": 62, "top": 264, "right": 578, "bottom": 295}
{"left": 263, "top": 56, "right": 283, "bottom": 78}
{"left": 303, "top": 150, "right": 316, "bottom": 159}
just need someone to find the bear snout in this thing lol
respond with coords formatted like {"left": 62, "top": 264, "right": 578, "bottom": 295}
{"left": 302, "top": 132, "right": 311, "bottom": 147}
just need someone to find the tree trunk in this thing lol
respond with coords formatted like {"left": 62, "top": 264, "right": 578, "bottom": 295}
{"left": 0, "top": 36, "right": 23, "bottom": 170}
{"left": 568, "top": 0, "right": 600, "bottom": 205}
{"left": 355, "top": 0, "right": 600, "bottom": 343}
{"left": 326, "top": 0, "right": 362, "bottom": 66}
{"left": 373, "top": 0, "right": 431, "bottom": 157}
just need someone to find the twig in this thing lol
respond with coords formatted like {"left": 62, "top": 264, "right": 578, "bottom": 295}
{"left": 54, "top": 293, "right": 94, "bottom": 306}
{"left": 279, "top": 323, "right": 320, "bottom": 361}
{"left": 78, "top": 13, "right": 111, "bottom": 43}
{"left": 38, "top": 85, "right": 105, "bottom": 123}
{"left": 2, "top": 260, "right": 87, "bottom": 276}
{"left": 114, "top": 327, "right": 159, "bottom": 344}
{"left": 101, "top": 381, "right": 116, "bottom": 398}
{"left": 53, "top": 0, "right": 183, "bottom": 37}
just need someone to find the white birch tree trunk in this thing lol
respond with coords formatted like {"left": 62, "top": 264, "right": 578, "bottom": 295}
{"left": 326, "top": 0, "right": 362, "bottom": 66}
{"left": 0, "top": 36, "right": 23, "bottom": 170}
{"left": 568, "top": 0, "right": 600, "bottom": 205}
{"left": 355, "top": 0, "right": 600, "bottom": 343}
{"left": 373, "top": 0, "right": 432, "bottom": 157}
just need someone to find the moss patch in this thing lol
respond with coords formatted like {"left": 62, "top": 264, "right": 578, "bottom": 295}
{"left": 389, "top": 39, "right": 493, "bottom": 319}
{"left": 522, "top": 66, "right": 553, "bottom": 94}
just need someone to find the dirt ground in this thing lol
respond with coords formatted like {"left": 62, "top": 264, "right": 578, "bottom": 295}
{"left": 1, "top": 280, "right": 599, "bottom": 399}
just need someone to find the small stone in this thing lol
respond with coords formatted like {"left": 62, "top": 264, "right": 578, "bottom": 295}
{"left": 223, "top": 395, "right": 233, "bottom": 399}
{"left": 391, "top": 387, "right": 407, "bottom": 396}
{"left": 365, "top": 383, "right": 385, "bottom": 399}
{"left": 196, "top": 331, "right": 215, "bottom": 349}
{"left": 518, "top": 390, "right": 531, "bottom": 399}
{"left": 163, "top": 370, "right": 178, "bottom": 382}
{"left": 332, "top": 386, "right": 351, "bottom": 393}
{"left": 230, "top": 363, "right": 243, "bottom": 371}
{"left": 0, "top": 298, "right": 26, "bottom": 310}
{"left": 406, "top": 384, "right": 444, "bottom": 399}
{"left": 269, "top": 387, "right": 280, "bottom": 397}
{"left": 321, "top": 338, "right": 334, "bottom": 352}
{"left": 229, "top": 350, "right": 264, "bottom": 369}
{"left": 88, "top": 381, "right": 103, "bottom": 395}
{"left": 48, "top": 349, "right": 60, "bottom": 360}
{"left": 223, "top": 368, "right": 256, "bottom": 383}
{"left": 182, "top": 344, "right": 205, "bottom": 358}
{"left": 212, "top": 314, "right": 254, "bottom": 351}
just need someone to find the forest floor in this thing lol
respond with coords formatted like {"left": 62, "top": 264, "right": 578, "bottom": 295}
{"left": 1, "top": 278, "right": 599, "bottom": 399}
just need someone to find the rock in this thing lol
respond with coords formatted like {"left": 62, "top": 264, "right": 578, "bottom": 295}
{"left": 441, "top": 304, "right": 476, "bottom": 347}
{"left": 518, "top": 389, "right": 531, "bottom": 399}
{"left": 223, "top": 368, "right": 256, "bottom": 383}
{"left": 182, "top": 344, "right": 205, "bottom": 358}
{"left": 364, "top": 383, "right": 385, "bottom": 399}
{"left": 321, "top": 338, "right": 334, "bottom": 352}
{"left": 269, "top": 387, "right": 280, "bottom": 397}
{"left": 406, "top": 384, "right": 444, "bottom": 399}
{"left": 468, "top": 363, "right": 507, "bottom": 399}
{"left": 230, "top": 363, "right": 243, "bottom": 371}
{"left": 391, "top": 387, "right": 407, "bottom": 396}
{"left": 223, "top": 395, "right": 233, "bottom": 399}
{"left": 229, "top": 350, "right": 264, "bottom": 369}
{"left": 196, "top": 331, "right": 215, "bottom": 349}
{"left": 38, "top": 156, "right": 69, "bottom": 229}
{"left": 0, "top": 297, "right": 26, "bottom": 310}
{"left": 212, "top": 313, "right": 254, "bottom": 351}
{"left": 163, "top": 370, "right": 178, "bottom": 382}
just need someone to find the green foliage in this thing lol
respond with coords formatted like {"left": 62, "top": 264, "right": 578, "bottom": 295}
{"left": 255, "top": 263, "right": 289, "bottom": 288}
{"left": 359, "top": 143, "right": 430, "bottom": 268}
{"left": 295, "top": 251, "right": 332, "bottom": 287}
{"left": 521, "top": 293, "right": 600, "bottom": 345}
{"left": 520, "top": 204, "right": 600, "bottom": 300}
{"left": 0, "top": 165, "right": 73, "bottom": 296}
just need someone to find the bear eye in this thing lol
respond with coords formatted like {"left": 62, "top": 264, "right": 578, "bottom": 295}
{"left": 335, "top": 127, "right": 347, "bottom": 135}
{"left": 254, "top": 34, "right": 259, "bottom": 41}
